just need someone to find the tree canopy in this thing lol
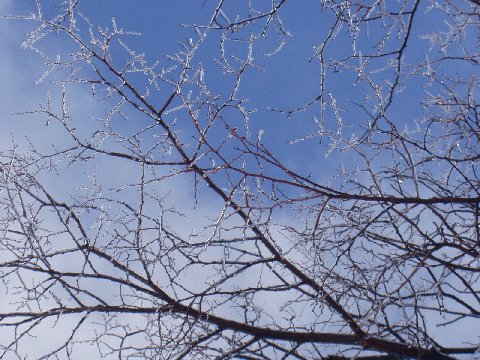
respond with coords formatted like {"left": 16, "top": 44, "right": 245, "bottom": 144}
{"left": 0, "top": 1, "right": 479, "bottom": 359}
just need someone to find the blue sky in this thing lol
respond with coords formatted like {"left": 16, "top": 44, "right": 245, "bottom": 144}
{"left": 1, "top": 0, "right": 448, "bottom": 183}
{"left": 0, "top": 1, "right": 479, "bottom": 358}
